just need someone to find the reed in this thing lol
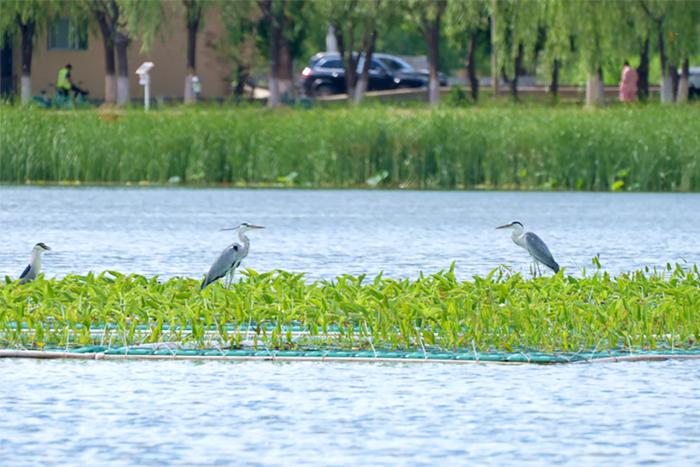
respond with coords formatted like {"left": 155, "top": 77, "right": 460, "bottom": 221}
{"left": 1, "top": 104, "right": 698, "bottom": 190}
{"left": 1, "top": 265, "right": 698, "bottom": 353}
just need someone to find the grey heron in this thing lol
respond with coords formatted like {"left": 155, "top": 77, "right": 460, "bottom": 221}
{"left": 496, "top": 221, "right": 560, "bottom": 276}
{"left": 201, "top": 223, "right": 264, "bottom": 290}
{"left": 19, "top": 243, "right": 51, "bottom": 284}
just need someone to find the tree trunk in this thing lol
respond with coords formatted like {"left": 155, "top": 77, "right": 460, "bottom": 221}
{"left": 335, "top": 24, "right": 357, "bottom": 98}
{"left": 490, "top": 1, "right": 498, "bottom": 97}
{"left": 676, "top": 58, "right": 689, "bottom": 103}
{"left": 278, "top": 37, "right": 293, "bottom": 98}
{"left": 550, "top": 59, "right": 560, "bottom": 99}
{"left": 466, "top": 30, "right": 479, "bottom": 101}
{"left": 184, "top": 19, "right": 199, "bottom": 104}
{"left": 657, "top": 18, "right": 673, "bottom": 104}
{"left": 636, "top": 36, "right": 649, "bottom": 101}
{"left": 585, "top": 68, "right": 604, "bottom": 106}
{"left": 115, "top": 31, "right": 129, "bottom": 105}
{"left": 510, "top": 42, "right": 523, "bottom": 101}
{"left": 423, "top": 15, "right": 442, "bottom": 106}
{"left": 354, "top": 29, "right": 376, "bottom": 105}
{"left": 95, "top": 9, "right": 117, "bottom": 103}
{"left": 669, "top": 63, "right": 679, "bottom": 101}
{"left": 233, "top": 63, "right": 249, "bottom": 102}
{"left": 19, "top": 20, "right": 35, "bottom": 104}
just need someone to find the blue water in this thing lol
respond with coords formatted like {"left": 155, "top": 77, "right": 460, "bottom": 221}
{"left": 1, "top": 187, "right": 698, "bottom": 280}
{"left": 1, "top": 359, "right": 698, "bottom": 465}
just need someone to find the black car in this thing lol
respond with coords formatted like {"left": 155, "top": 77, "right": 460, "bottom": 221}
{"left": 301, "top": 52, "right": 447, "bottom": 97}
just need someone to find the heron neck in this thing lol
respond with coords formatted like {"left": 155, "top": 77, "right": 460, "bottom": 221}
{"left": 238, "top": 230, "right": 250, "bottom": 254}
{"left": 511, "top": 228, "right": 526, "bottom": 247}
{"left": 31, "top": 250, "right": 43, "bottom": 268}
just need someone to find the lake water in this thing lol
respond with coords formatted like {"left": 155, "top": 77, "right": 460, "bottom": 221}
{"left": 2, "top": 187, "right": 699, "bottom": 464}
{"left": 1, "top": 187, "right": 698, "bottom": 280}
{"left": 1, "top": 359, "right": 699, "bottom": 465}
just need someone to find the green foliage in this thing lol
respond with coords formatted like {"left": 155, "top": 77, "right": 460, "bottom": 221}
{"left": 1, "top": 105, "right": 699, "bottom": 191}
{"left": 1, "top": 266, "right": 698, "bottom": 353}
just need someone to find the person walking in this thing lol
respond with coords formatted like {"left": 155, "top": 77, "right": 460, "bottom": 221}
{"left": 619, "top": 61, "right": 638, "bottom": 102}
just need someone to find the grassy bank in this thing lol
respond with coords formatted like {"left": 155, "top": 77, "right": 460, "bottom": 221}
{"left": 1, "top": 105, "right": 699, "bottom": 190}
{"left": 2, "top": 266, "right": 698, "bottom": 353}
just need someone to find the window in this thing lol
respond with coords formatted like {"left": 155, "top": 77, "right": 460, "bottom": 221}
{"left": 319, "top": 59, "right": 343, "bottom": 69}
{"left": 48, "top": 18, "right": 88, "bottom": 51}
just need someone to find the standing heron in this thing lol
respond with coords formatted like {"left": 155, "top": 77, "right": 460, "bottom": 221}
{"left": 201, "top": 223, "right": 264, "bottom": 290}
{"left": 497, "top": 221, "right": 560, "bottom": 276}
{"left": 19, "top": 243, "right": 52, "bottom": 284}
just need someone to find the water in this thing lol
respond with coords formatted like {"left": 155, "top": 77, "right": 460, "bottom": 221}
{"left": 2, "top": 187, "right": 699, "bottom": 464}
{"left": 1, "top": 187, "right": 698, "bottom": 280}
{"left": 0, "top": 359, "right": 698, "bottom": 465}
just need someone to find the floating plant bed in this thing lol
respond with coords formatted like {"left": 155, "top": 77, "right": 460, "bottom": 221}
{"left": 1, "top": 266, "right": 698, "bottom": 363}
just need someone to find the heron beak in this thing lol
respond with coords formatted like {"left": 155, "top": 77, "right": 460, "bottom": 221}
{"left": 43, "top": 245, "right": 52, "bottom": 251}
{"left": 250, "top": 225, "right": 265, "bottom": 229}
{"left": 496, "top": 223, "right": 513, "bottom": 230}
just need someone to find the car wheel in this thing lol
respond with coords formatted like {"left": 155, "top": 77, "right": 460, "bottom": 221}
{"left": 315, "top": 85, "right": 335, "bottom": 97}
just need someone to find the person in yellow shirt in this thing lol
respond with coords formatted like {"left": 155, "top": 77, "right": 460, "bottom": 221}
{"left": 56, "top": 64, "right": 87, "bottom": 99}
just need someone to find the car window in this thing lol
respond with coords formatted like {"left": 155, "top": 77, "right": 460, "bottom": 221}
{"left": 319, "top": 59, "right": 343, "bottom": 69}
{"left": 381, "top": 58, "right": 405, "bottom": 72}
{"left": 370, "top": 60, "right": 384, "bottom": 72}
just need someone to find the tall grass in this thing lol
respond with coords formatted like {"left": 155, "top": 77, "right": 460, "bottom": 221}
{"left": 1, "top": 266, "right": 698, "bottom": 353}
{"left": 1, "top": 104, "right": 698, "bottom": 190}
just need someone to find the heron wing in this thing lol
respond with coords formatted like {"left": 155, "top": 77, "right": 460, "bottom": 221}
{"left": 524, "top": 232, "right": 560, "bottom": 272}
{"left": 201, "top": 243, "right": 243, "bottom": 289}
{"left": 19, "top": 264, "right": 31, "bottom": 280}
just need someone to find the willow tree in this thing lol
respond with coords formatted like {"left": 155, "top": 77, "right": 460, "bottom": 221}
{"left": 636, "top": 0, "right": 696, "bottom": 103}
{"left": 221, "top": 0, "right": 261, "bottom": 101}
{"left": 567, "top": 0, "right": 618, "bottom": 106}
{"left": 664, "top": 1, "right": 700, "bottom": 103}
{"left": 0, "top": 0, "right": 51, "bottom": 103}
{"left": 406, "top": 0, "right": 447, "bottom": 106}
{"left": 490, "top": 0, "right": 540, "bottom": 101}
{"left": 539, "top": 0, "right": 576, "bottom": 100}
{"left": 445, "top": 0, "right": 488, "bottom": 101}
{"left": 116, "top": 0, "right": 162, "bottom": 105}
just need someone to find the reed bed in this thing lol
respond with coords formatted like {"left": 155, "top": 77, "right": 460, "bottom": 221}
{"left": 1, "top": 266, "right": 698, "bottom": 354}
{"left": 1, "top": 105, "right": 698, "bottom": 190}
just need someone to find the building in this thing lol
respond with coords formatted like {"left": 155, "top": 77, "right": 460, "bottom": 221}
{"left": 0, "top": 6, "right": 232, "bottom": 102}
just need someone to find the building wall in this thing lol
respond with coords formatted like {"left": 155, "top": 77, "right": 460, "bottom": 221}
{"left": 14, "top": 7, "right": 231, "bottom": 101}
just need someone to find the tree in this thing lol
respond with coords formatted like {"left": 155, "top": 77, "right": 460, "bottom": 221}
{"left": 539, "top": 0, "right": 576, "bottom": 100}
{"left": 407, "top": 0, "right": 447, "bottom": 106}
{"left": 664, "top": 1, "right": 700, "bottom": 103}
{"left": 637, "top": 0, "right": 688, "bottom": 103}
{"left": 0, "top": 0, "right": 50, "bottom": 104}
{"left": 221, "top": 0, "right": 262, "bottom": 102}
{"left": 567, "top": 0, "right": 618, "bottom": 106}
{"left": 88, "top": 0, "right": 119, "bottom": 103}
{"left": 446, "top": 0, "right": 488, "bottom": 101}
{"left": 490, "top": 0, "right": 540, "bottom": 101}
{"left": 183, "top": 0, "right": 210, "bottom": 104}
{"left": 257, "top": 0, "right": 311, "bottom": 106}
{"left": 116, "top": 0, "right": 162, "bottom": 105}
{"left": 319, "top": 0, "right": 387, "bottom": 103}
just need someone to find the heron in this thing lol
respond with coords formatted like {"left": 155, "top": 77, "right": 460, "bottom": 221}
{"left": 19, "top": 242, "right": 52, "bottom": 284}
{"left": 201, "top": 223, "right": 264, "bottom": 290}
{"left": 496, "top": 221, "right": 560, "bottom": 276}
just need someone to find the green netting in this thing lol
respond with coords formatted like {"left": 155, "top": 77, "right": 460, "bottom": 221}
{"left": 3, "top": 346, "right": 700, "bottom": 364}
